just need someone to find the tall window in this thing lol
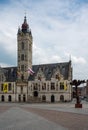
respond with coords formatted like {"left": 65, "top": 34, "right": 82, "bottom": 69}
{"left": 8, "top": 83, "right": 11, "bottom": 91}
{"left": 1, "top": 84, "right": 3, "bottom": 91}
{"left": 21, "top": 54, "right": 24, "bottom": 60}
{"left": 34, "top": 83, "right": 38, "bottom": 90}
{"left": 51, "top": 83, "right": 55, "bottom": 90}
{"left": 42, "top": 83, "right": 46, "bottom": 90}
{"left": 60, "top": 82, "right": 64, "bottom": 90}
{"left": 22, "top": 42, "right": 24, "bottom": 50}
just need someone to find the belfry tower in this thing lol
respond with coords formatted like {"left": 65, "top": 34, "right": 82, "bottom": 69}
{"left": 17, "top": 16, "right": 33, "bottom": 80}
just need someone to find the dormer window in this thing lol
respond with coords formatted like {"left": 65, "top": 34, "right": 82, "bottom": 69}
{"left": 56, "top": 74, "right": 58, "bottom": 79}
{"left": 38, "top": 76, "right": 41, "bottom": 81}
{"left": 38, "top": 74, "right": 42, "bottom": 81}
{"left": 55, "top": 74, "right": 60, "bottom": 80}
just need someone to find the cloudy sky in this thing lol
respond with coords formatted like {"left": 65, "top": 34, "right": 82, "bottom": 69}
{"left": 0, "top": 0, "right": 88, "bottom": 80}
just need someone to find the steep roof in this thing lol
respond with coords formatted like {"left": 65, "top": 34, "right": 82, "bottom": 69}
{"left": 1, "top": 61, "right": 71, "bottom": 82}
{"left": 2, "top": 67, "right": 17, "bottom": 82}
{"left": 29, "top": 61, "right": 71, "bottom": 81}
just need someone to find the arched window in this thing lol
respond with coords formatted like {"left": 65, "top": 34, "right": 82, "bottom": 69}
{"left": 23, "top": 95, "right": 26, "bottom": 102}
{"left": 60, "top": 95, "right": 64, "bottom": 102}
{"left": 8, "top": 95, "right": 12, "bottom": 102}
{"left": 21, "top": 54, "right": 24, "bottom": 61}
{"left": 1, "top": 95, "right": 4, "bottom": 102}
{"left": 51, "top": 95, "right": 55, "bottom": 102}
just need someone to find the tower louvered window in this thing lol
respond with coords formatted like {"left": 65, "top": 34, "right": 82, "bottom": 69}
{"left": 21, "top": 54, "right": 24, "bottom": 60}
{"left": 22, "top": 42, "right": 24, "bottom": 50}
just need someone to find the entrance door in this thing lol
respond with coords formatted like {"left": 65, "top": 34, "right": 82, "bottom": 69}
{"left": 33, "top": 91, "right": 38, "bottom": 97}
{"left": 51, "top": 95, "right": 55, "bottom": 102}
{"left": 23, "top": 95, "right": 26, "bottom": 102}
{"left": 19, "top": 95, "right": 21, "bottom": 102}
{"left": 8, "top": 95, "right": 12, "bottom": 102}
{"left": 1, "top": 95, "right": 4, "bottom": 102}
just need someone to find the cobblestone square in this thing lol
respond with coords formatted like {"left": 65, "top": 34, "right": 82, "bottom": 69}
{"left": 0, "top": 102, "right": 88, "bottom": 130}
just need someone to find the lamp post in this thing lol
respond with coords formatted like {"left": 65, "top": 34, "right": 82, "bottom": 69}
{"left": 70, "top": 80, "right": 85, "bottom": 108}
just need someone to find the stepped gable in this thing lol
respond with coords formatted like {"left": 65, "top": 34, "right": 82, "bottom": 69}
{"left": 28, "top": 61, "right": 70, "bottom": 81}
{"left": 1, "top": 61, "right": 70, "bottom": 82}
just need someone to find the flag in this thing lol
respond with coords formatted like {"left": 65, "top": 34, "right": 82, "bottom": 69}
{"left": 3, "top": 83, "right": 8, "bottom": 93}
{"left": 17, "top": 71, "right": 21, "bottom": 77}
{"left": 28, "top": 67, "right": 35, "bottom": 75}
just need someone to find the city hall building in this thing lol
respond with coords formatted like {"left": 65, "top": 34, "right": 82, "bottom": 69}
{"left": 0, "top": 16, "right": 72, "bottom": 103}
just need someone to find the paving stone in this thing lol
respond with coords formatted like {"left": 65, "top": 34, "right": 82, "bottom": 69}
{"left": 0, "top": 107, "right": 67, "bottom": 130}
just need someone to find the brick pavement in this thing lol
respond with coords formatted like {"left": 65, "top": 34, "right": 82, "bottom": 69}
{"left": 22, "top": 106, "right": 88, "bottom": 130}
{"left": 0, "top": 102, "right": 88, "bottom": 130}
{"left": 0, "top": 106, "right": 11, "bottom": 114}
{"left": 0, "top": 106, "right": 67, "bottom": 130}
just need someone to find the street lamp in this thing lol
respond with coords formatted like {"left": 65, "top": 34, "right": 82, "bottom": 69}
{"left": 70, "top": 80, "right": 85, "bottom": 108}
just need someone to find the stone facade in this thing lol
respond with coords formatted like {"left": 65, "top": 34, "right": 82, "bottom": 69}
{"left": 0, "top": 16, "right": 72, "bottom": 103}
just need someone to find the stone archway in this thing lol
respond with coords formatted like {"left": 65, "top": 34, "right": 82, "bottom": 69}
{"left": 33, "top": 91, "right": 38, "bottom": 97}
{"left": 23, "top": 95, "right": 26, "bottom": 102}
{"left": 19, "top": 95, "right": 21, "bottom": 102}
{"left": 60, "top": 95, "right": 64, "bottom": 102}
{"left": 1, "top": 95, "right": 4, "bottom": 102}
{"left": 8, "top": 95, "right": 12, "bottom": 102}
{"left": 51, "top": 95, "right": 55, "bottom": 102}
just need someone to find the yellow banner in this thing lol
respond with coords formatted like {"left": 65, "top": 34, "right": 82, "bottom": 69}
{"left": 3, "top": 83, "right": 8, "bottom": 93}
{"left": 64, "top": 83, "right": 67, "bottom": 90}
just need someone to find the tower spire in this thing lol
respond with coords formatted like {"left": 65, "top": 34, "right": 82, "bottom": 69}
{"left": 24, "top": 11, "right": 26, "bottom": 17}
{"left": 21, "top": 14, "right": 29, "bottom": 33}
{"left": 17, "top": 15, "right": 33, "bottom": 80}
{"left": 69, "top": 54, "right": 71, "bottom": 62}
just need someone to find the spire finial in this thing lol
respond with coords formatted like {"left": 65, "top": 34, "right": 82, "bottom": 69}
{"left": 69, "top": 54, "right": 71, "bottom": 61}
{"left": 24, "top": 10, "right": 27, "bottom": 19}
{"left": 24, "top": 11, "right": 27, "bottom": 23}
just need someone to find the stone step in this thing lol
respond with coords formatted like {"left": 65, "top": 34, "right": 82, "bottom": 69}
{"left": 28, "top": 97, "right": 41, "bottom": 103}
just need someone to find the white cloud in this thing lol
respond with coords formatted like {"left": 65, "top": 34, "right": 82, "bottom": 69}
{"left": 0, "top": 62, "right": 11, "bottom": 68}
{"left": 0, "top": 0, "right": 88, "bottom": 79}
{"left": 65, "top": 53, "right": 86, "bottom": 64}
{"left": 72, "top": 56, "right": 86, "bottom": 64}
